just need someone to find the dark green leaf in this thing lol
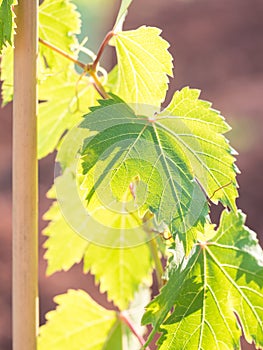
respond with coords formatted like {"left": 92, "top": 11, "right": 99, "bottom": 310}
{"left": 0, "top": 0, "right": 15, "bottom": 53}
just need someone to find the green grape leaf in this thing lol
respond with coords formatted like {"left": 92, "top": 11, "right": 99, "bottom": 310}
{"left": 1, "top": 0, "right": 81, "bottom": 105}
{"left": 159, "top": 87, "right": 238, "bottom": 210}
{"left": 43, "top": 202, "right": 89, "bottom": 276}
{"left": 0, "top": 0, "right": 15, "bottom": 53}
{"left": 83, "top": 240, "right": 153, "bottom": 310}
{"left": 37, "top": 32, "right": 120, "bottom": 158}
{"left": 37, "top": 0, "right": 88, "bottom": 158}
{"left": 38, "top": 289, "right": 117, "bottom": 350}
{"left": 109, "top": 26, "right": 173, "bottom": 111}
{"left": 0, "top": 45, "right": 13, "bottom": 105}
{"left": 38, "top": 288, "right": 150, "bottom": 350}
{"left": 114, "top": 0, "right": 133, "bottom": 31}
{"left": 0, "top": 49, "right": 101, "bottom": 155}
{"left": 38, "top": 70, "right": 100, "bottom": 159}
{"left": 39, "top": 0, "right": 81, "bottom": 71}
{"left": 43, "top": 175, "right": 153, "bottom": 309}
{"left": 142, "top": 210, "right": 263, "bottom": 350}
{"left": 80, "top": 95, "right": 211, "bottom": 240}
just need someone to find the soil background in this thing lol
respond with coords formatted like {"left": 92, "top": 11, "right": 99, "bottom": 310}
{"left": 0, "top": 0, "right": 263, "bottom": 349}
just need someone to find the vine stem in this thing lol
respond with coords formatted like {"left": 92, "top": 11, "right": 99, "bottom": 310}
{"left": 92, "top": 31, "right": 115, "bottom": 70}
{"left": 39, "top": 37, "right": 86, "bottom": 70}
{"left": 119, "top": 313, "right": 151, "bottom": 350}
{"left": 89, "top": 71, "right": 109, "bottom": 99}
{"left": 39, "top": 37, "right": 110, "bottom": 100}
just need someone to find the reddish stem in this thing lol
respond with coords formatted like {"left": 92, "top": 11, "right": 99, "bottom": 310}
{"left": 119, "top": 313, "right": 151, "bottom": 350}
{"left": 89, "top": 71, "right": 109, "bottom": 99}
{"left": 92, "top": 31, "right": 115, "bottom": 70}
{"left": 39, "top": 37, "right": 86, "bottom": 70}
{"left": 39, "top": 38, "right": 109, "bottom": 100}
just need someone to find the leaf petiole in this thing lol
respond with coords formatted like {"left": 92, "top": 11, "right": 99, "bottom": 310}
{"left": 39, "top": 37, "right": 109, "bottom": 99}
{"left": 92, "top": 31, "right": 115, "bottom": 71}
{"left": 89, "top": 71, "right": 109, "bottom": 99}
{"left": 118, "top": 312, "right": 151, "bottom": 350}
{"left": 39, "top": 37, "right": 87, "bottom": 70}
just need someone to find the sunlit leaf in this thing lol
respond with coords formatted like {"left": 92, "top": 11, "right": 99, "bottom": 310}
{"left": 43, "top": 173, "right": 153, "bottom": 310}
{"left": 80, "top": 95, "right": 212, "bottom": 243}
{"left": 43, "top": 202, "right": 89, "bottom": 276}
{"left": 142, "top": 210, "right": 263, "bottom": 349}
{"left": 39, "top": 0, "right": 81, "bottom": 71}
{"left": 83, "top": 239, "right": 152, "bottom": 310}
{"left": 159, "top": 86, "right": 238, "bottom": 210}
{"left": 38, "top": 290, "right": 117, "bottom": 350}
{"left": 0, "top": 45, "right": 13, "bottom": 105}
{"left": 38, "top": 287, "right": 150, "bottom": 350}
{"left": 110, "top": 26, "right": 173, "bottom": 111}
{"left": 1, "top": 0, "right": 81, "bottom": 105}
{"left": 38, "top": 70, "right": 100, "bottom": 158}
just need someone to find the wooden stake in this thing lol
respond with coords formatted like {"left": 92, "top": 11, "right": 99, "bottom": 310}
{"left": 13, "top": 1, "right": 38, "bottom": 350}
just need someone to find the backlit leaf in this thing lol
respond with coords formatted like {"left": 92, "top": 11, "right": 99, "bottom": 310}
{"left": 43, "top": 172, "right": 153, "bottom": 310}
{"left": 38, "top": 288, "right": 150, "bottom": 350}
{"left": 43, "top": 201, "right": 89, "bottom": 276}
{"left": 142, "top": 210, "right": 263, "bottom": 349}
{"left": 0, "top": 45, "right": 13, "bottom": 105}
{"left": 39, "top": 0, "right": 81, "bottom": 71}
{"left": 38, "top": 70, "right": 100, "bottom": 158}
{"left": 79, "top": 95, "right": 212, "bottom": 242}
{"left": 1, "top": 0, "right": 81, "bottom": 105}
{"left": 110, "top": 26, "right": 173, "bottom": 111}
{"left": 159, "top": 86, "right": 238, "bottom": 210}
{"left": 38, "top": 290, "right": 116, "bottom": 350}
{"left": 83, "top": 239, "right": 152, "bottom": 310}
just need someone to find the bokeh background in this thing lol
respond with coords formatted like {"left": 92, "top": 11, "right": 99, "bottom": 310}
{"left": 1, "top": 0, "right": 263, "bottom": 349}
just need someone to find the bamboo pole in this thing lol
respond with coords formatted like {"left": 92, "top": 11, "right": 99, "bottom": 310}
{"left": 13, "top": 1, "right": 38, "bottom": 350}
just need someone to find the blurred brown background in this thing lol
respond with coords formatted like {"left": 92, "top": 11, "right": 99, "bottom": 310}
{"left": 0, "top": 0, "right": 263, "bottom": 349}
